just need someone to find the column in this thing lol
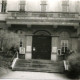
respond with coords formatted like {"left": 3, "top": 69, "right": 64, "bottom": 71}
{"left": 51, "top": 37, "right": 59, "bottom": 61}
{"left": 78, "top": 37, "right": 80, "bottom": 52}
{"left": 25, "top": 35, "right": 32, "bottom": 59}
{"left": 71, "top": 38, "right": 78, "bottom": 52}
{"left": 77, "top": 26, "right": 80, "bottom": 52}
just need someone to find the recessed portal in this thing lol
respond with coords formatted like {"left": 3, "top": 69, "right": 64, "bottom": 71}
{"left": 32, "top": 31, "right": 51, "bottom": 60}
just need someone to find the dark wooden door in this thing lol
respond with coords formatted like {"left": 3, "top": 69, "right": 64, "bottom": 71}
{"left": 32, "top": 36, "right": 51, "bottom": 60}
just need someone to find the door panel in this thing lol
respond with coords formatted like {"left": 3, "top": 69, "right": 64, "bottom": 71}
{"left": 32, "top": 36, "right": 51, "bottom": 60}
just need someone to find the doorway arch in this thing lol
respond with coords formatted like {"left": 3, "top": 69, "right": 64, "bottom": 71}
{"left": 33, "top": 30, "right": 51, "bottom": 36}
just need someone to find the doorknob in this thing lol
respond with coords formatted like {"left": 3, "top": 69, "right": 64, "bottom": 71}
{"left": 33, "top": 47, "right": 36, "bottom": 51}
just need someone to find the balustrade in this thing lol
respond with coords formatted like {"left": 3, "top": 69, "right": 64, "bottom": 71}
{"left": 7, "top": 11, "right": 79, "bottom": 19}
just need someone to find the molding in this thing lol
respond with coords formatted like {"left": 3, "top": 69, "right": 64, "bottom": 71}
{"left": 51, "top": 35, "right": 59, "bottom": 37}
{"left": 70, "top": 36, "right": 78, "bottom": 38}
{"left": 27, "top": 25, "right": 31, "bottom": 28}
{"left": 74, "top": 25, "right": 79, "bottom": 29}
{"left": 25, "top": 34, "right": 33, "bottom": 36}
{"left": 53, "top": 25, "right": 57, "bottom": 28}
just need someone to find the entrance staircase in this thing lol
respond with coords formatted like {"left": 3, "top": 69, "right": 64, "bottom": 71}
{"left": 12, "top": 59, "right": 64, "bottom": 73}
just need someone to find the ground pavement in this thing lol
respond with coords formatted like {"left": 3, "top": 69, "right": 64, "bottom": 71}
{"left": 0, "top": 70, "right": 72, "bottom": 80}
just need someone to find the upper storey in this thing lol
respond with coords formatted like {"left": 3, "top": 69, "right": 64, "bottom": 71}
{"left": 0, "top": 0, "right": 80, "bottom": 27}
{"left": 0, "top": 0, "right": 80, "bottom": 13}
{"left": 6, "top": 11, "right": 79, "bottom": 26}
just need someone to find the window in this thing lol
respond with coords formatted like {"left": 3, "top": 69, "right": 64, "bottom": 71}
{"left": 60, "top": 31, "right": 70, "bottom": 55}
{"left": 62, "top": 0, "right": 69, "bottom": 12}
{"left": 40, "top": 0, "right": 47, "bottom": 17}
{"left": 61, "top": 40, "right": 68, "bottom": 54}
{"left": 41, "top": 0, "right": 47, "bottom": 12}
{"left": 19, "top": 0, "right": 25, "bottom": 12}
{"left": 1, "top": 0, "right": 7, "bottom": 12}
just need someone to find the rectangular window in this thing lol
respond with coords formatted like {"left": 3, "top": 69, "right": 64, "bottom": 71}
{"left": 40, "top": 0, "right": 47, "bottom": 17}
{"left": 61, "top": 40, "right": 68, "bottom": 54}
{"left": 1, "top": 0, "right": 7, "bottom": 12}
{"left": 41, "top": 1, "right": 47, "bottom": 12}
{"left": 62, "top": 0, "right": 69, "bottom": 12}
{"left": 19, "top": 0, "right": 25, "bottom": 12}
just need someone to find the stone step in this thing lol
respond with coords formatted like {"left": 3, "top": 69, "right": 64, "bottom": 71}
{"left": 13, "top": 67, "right": 64, "bottom": 73}
{"left": 17, "top": 59, "right": 62, "bottom": 65}
{"left": 15, "top": 63, "right": 64, "bottom": 68}
{"left": 12, "top": 59, "right": 64, "bottom": 73}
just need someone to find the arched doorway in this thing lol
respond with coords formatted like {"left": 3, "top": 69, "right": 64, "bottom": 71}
{"left": 32, "top": 30, "right": 51, "bottom": 60}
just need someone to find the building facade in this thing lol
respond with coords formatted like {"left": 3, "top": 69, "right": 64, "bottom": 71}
{"left": 0, "top": 0, "right": 80, "bottom": 61}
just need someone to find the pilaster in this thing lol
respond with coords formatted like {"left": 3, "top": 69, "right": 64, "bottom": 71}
{"left": 25, "top": 35, "right": 32, "bottom": 59}
{"left": 51, "top": 36, "right": 59, "bottom": 61}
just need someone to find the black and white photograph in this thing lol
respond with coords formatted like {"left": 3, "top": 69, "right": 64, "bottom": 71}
{"left": 0, "top": 0, "right": 80, "bottom": 80}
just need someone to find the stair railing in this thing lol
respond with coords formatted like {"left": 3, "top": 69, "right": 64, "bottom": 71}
{"left": 9, "top": 51, "right": 19, "bottom": 68}
{"left": 10, "top": 52, "right": 18, "bottom": 62}
{"left": 11, "top": 57, "right": 18, "bottom": 69}
{"left": 63, "top": 60, "right": 69, "bottom": 71}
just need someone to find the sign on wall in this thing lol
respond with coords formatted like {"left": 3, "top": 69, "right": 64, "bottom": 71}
{"left": 19, "top": 47, "right": 25, "bottom": 54}
{"left": 26, "top": 46, "right": 31, "bottom": 52}
{"left": 52, "top": 47, "right": 57, "bottom": 53}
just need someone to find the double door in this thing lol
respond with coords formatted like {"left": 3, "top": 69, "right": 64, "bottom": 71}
{"left": 32, "top": 36, "right": 51, "bottom": 60}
